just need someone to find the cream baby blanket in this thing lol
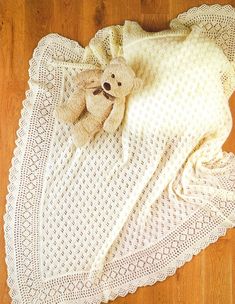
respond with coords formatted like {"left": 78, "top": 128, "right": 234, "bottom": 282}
{"left": 4, "top": 4, "right": 235, "bottom": 304}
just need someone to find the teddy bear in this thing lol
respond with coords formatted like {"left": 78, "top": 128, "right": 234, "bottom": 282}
{"left": 55, "top": 57, "right": 143, "bottom": 147}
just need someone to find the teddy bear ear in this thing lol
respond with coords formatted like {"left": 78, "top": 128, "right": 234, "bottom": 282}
{"left": 110, "top": 56, "right": 126, "bottom": 65}
{"left": 132, "top": 77, "right": 143, "bottom": 92}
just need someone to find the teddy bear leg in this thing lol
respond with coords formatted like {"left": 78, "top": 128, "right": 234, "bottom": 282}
{"left": 72, "top": 114, "right": 102, "bottom": 147}
{"left": 55, "top": 105, "right": 79, "bottom": 123}
{"left": 72, "top": 122, "right": 91, "bottom": 148}
{"left": 55, "top": 88, "right": 86, "bottom": 123}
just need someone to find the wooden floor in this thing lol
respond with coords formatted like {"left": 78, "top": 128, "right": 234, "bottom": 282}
{"left": 0, "top": 0, "right": 235, "bottom": 303}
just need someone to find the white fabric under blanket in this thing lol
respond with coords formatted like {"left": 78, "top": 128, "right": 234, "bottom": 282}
{"left": 4, "top": 4, "right": 235, "bottom": 304}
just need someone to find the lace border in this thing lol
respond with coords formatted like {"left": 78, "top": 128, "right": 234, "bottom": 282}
{"left": 3, "top": 33, "right": 84, "bottom": 304}
{"left": 90, "top": 217, "right": 234, "bottom": 304}
{"left": 176, "top": 3, "right": 235, "bottom": 20}
{"left": 170, "top": 3, "right": 235, "bottom": 63}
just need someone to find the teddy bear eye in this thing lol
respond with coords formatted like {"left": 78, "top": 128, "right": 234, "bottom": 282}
{"left": 111, "top": 74, "right": 115, "bottom": 78}
{"left": 118, "top": 82, "right": 122, "bottom": 86}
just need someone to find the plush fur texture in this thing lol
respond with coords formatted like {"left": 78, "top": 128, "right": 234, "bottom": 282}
{"left": 55, "top": 57, "right": 143, "bottom": 147}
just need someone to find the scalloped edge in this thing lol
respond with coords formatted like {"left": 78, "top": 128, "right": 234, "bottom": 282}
{"left": 169, "top": 3, "right": 235, "bottom": 42}
{"left": 3, "top": 33, "right": 58, "bottom": 304}
{"left": 90, "top": 221, "right": 234, "bottom": 304}
{"left": 3, "top": 7, "right": 235, "bottom": 304}
{"left": 176, "top": 3, "right": 235, "bottom": 21}
{"left": 3, "top": 33, "right": 84, "bottom": 304}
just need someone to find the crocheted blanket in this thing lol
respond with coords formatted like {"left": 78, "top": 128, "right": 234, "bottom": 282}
{"left": 4, "top": 4, "right": 235, "bottom": 304}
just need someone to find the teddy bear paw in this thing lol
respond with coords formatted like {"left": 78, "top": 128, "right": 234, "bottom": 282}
{"left": 72, "top": 124, "right": 91, "bottom": 148}
{"left": 103, "top": 122, "right": 119, "bottom": 134}
{"left": 55, "top": 105, "right": 77, "bottom": 123}
{"left": 73, "top": 135, "right": 89, "bottom": 148}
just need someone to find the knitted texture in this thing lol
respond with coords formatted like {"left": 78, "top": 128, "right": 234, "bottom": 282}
{"left": 4, "top": 4, "right": 235, "bottom": 304}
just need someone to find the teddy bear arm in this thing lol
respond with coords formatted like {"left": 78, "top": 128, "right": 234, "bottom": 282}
{"left": 103, "top": 100, "right": 126, "bottom": 133}
{"left": 76, "top": 69, "right": 102, "bottom": 88}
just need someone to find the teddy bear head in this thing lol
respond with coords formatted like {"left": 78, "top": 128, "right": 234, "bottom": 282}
{"left": 100, "top": 57, "right": 142, "bottom": 98}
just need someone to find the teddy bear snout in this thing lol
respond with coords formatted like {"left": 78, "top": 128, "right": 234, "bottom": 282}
{"left": 103, "top": 82, "right": 111, "bottom": 91}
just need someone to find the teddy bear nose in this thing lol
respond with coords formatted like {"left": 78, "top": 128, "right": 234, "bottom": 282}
{"left": 103, "top": 82, "right": 111, "bottom": 91}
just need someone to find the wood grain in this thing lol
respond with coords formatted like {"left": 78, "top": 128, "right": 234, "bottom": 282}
{"left": 0, "top": 1, "right": 234, "bottom": 303}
